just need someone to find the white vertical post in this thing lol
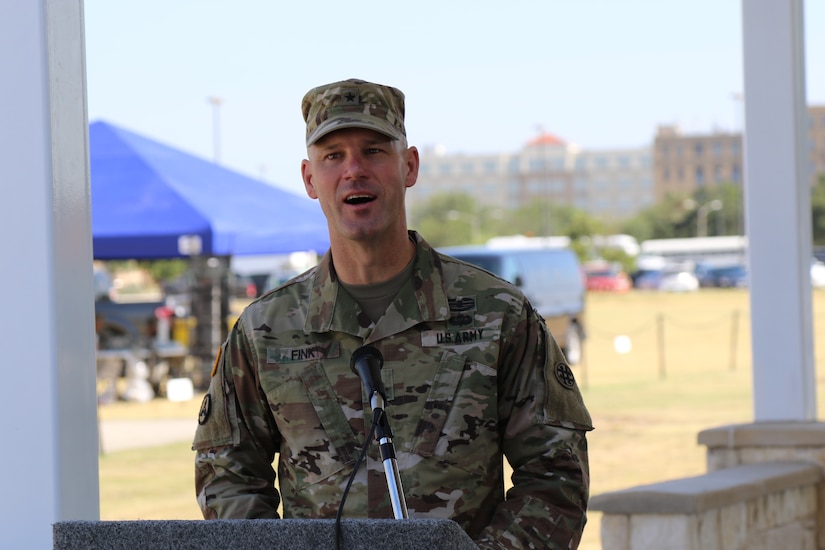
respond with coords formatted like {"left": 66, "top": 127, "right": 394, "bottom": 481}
{"left": 742, "top": 0, "right": 815, "bottom": 420}
{"left": 0, "top": 1, "right": 99, "bottom": 547}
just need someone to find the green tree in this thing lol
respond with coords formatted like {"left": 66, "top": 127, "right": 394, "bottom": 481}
{"left": 409, "top": 192, "right": 509, "bottom": 247}
{"left": 620, "top": 183, "right": 744, "bottom": 242}
{"left": 620, "top": 193, "right": 696, "bottom": 241}
{"left": 505, "top": 200, "right": 604, "bottom": 239}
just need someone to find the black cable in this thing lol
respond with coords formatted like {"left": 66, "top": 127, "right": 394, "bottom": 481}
{"left": 335, "top": 408, "right": 383, "bottom": 550}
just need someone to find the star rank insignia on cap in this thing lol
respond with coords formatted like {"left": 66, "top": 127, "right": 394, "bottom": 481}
{"left": 342, "top": 89, "right": 359, "bottom": 105}
{"left": 555, "top": 363, "right": 576, "bottom": 390}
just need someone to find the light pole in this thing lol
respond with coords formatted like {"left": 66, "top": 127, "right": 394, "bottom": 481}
{"left": 207, "top": 96, "right": 223, "bottom": 164}
{"left": 696, "top": 199, "right": 723, "bottom": 237}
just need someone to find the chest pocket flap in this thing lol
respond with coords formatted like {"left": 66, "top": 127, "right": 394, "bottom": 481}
{"left": 410, "top": 352, "right": 467, "bottom": 457}
{"left": 301, "top": 362, "right": 361, "bottom": 465}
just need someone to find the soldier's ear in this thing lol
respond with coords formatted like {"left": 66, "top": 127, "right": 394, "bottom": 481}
{"left": 302, "top": 159, "right": 318, "bottom": 199}
{"left": 404, "top": 146, "right": 419, "bottom": 189}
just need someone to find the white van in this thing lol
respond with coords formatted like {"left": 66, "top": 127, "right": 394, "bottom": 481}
{"left": 439, "top": 245, "right": 586, "bottom": 365}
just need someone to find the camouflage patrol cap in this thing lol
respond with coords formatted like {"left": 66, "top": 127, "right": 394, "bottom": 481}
{"left": 302, "top": 78, "right": 406, "bottom": 146}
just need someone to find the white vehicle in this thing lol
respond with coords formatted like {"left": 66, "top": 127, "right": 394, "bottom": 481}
{"left": 812, "top": 260, "right": 825, "bottom": 288}
{"left": 659, "top": 269, "right": 700, "bottom": 292}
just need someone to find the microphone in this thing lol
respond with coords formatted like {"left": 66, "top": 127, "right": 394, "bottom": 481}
{"left": 348, "top": 345, "right": 409, "bottom": 519}
{"left": 350, "top": 346, "right": 386, "bottom": 404}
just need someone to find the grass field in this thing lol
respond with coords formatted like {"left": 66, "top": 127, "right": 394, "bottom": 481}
{"left": 98, "top": 289, "right": 825, "bottom": 549}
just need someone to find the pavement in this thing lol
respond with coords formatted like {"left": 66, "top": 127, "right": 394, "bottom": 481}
{"left": 98, "top": 418, "right": 197, "bottom": 453}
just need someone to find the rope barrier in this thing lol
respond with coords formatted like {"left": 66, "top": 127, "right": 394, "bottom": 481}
{"left": 582, "top": 310, "right": 745, "bottom": 377}
{"left": 660, "top": 312, "right": 734, "bottom": 330}
{"left": 585, "top": 320, "right": 657, "bottom": 340}
{"left": 586, "top": 310, "right": 742, "bottom": 339}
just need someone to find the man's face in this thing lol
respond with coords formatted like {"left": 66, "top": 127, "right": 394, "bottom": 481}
{"left": 301, "top": 127, "right": 418, "bottom": 243}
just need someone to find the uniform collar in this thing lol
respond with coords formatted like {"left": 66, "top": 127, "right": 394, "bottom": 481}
{"left": 304, "top": 231, "right": 451, "bottom": 338}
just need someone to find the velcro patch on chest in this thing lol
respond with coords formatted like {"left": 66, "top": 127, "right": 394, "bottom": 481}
{"left": 267, "top": 341, "right": 341, "bottom": 363}
{"left": 421, "top": 328, "right": 493, "bottom": 347}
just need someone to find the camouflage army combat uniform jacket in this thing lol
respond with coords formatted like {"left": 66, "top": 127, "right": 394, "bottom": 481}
{"left": 194, "top": 231, "right": 593, "bottom": 549}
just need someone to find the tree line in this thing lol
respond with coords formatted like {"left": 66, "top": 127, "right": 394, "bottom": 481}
{"left": 409, "top": 174, "right": 825, "bottom": 265}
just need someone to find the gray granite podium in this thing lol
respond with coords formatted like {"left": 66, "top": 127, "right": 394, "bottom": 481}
{"left": 53, "top": 518, "right": 478, "bottom": 549}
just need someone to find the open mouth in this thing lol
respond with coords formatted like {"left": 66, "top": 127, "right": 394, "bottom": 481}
{"left": 344, "top": 194, "right": 376, "bottom": 205}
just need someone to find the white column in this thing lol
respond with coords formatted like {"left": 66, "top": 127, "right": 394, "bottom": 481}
{"left": 742, "top": 0, "right": 815, "bottom": 420}
{"left": 0, "top": 1, "right": 99, "bottom": 547}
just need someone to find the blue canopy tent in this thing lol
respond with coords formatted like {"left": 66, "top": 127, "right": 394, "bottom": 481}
{"left": 90, "top": 121, "right": 329, "bottom": 259}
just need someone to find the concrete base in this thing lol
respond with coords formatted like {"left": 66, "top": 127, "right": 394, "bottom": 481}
{"left": 53, "top": 518, "right": 478, "bottom": 550}
{"left": 698, "top": 421, "right": 825, "bottom": 472}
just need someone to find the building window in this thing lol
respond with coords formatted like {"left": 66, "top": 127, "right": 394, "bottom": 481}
{"left": 529, "top": 158, "right": 547, "bottom": 172}
{"left": 483, "top": 160, "right": 497, "bottom": 173}
{"left": 548, "top": 180, "right": 565, "bottom": 192}
{"left": 696, "top": 166, "right": 705, "bottom": 185}
{"left": 439, "top": 164, "right": 452, "bottom": 175}
{"left": 694, "top": 143, "right": 704, "bottom": 156}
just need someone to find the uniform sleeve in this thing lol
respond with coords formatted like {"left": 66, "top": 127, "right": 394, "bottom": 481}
{"left": 193, "top": 320, "right": 281, "bottom": 519}
{"left": 475, "top": 302, "right": 593, "bottom": 549}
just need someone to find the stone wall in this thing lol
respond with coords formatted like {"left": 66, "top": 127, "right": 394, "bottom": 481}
{"left": 590, "top": 422, "right": 825, "bottom": 550}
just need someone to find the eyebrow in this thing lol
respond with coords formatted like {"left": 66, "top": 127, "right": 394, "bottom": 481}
{"left": 314, "top": 134, "right": 393, "bottom": 152}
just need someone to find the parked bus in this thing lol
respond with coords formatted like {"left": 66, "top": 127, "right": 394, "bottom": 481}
{"left": 639, "top": 236, "right": 747, "bottom": 267}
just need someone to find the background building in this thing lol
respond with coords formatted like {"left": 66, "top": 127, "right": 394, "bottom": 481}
{"left": 410, "top": 105, "right": 825, "bottom": 222}
{"left": 654, "top": 104, "right": 825, "bottom": 203}
{"left": 410, "top": 133, "right": 653, "bottom": 222}
{"left": 653, "top": 126, "right": 742, "bottom": 203}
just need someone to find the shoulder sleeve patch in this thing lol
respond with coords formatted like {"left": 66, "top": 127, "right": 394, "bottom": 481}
{"left": 554, "top": 363, "right": 576, "bottom": 390}
{"left": 192, "top": 342, "right": 241, "bottom": 450}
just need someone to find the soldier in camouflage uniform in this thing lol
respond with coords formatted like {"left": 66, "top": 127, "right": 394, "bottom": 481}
{"left": 194, "top": 78, "right": 593, "bottom": 549}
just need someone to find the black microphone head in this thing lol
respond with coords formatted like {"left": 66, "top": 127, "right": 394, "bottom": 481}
{"left": 350, "top": 346, "right": 385, "bottom": 397}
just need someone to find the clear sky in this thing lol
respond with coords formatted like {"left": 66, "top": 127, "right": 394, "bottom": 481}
{"left": 84, "top": 0, "right": 824, "bottom": 197}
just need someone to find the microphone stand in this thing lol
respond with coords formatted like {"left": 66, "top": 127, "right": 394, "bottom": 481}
{"left": 369, "top": 391, "right": 409, "bottom": 519}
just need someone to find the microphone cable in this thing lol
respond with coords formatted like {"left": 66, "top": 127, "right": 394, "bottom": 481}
{"left": 335, "top": 407, "right": 384, "bottom": 550}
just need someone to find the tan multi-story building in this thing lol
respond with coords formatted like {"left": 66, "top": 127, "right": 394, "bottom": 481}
{"left": 409, "top": 106, "right": 825, "bottom": 223}
{"left": 654, "top": 105, "right": 825, "bottom": 202}
{"left": 410, "top": 133, "right": 653, "bottom": 222}
{"left": 653, "top": 126, "right": 742, "bottom": 203}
